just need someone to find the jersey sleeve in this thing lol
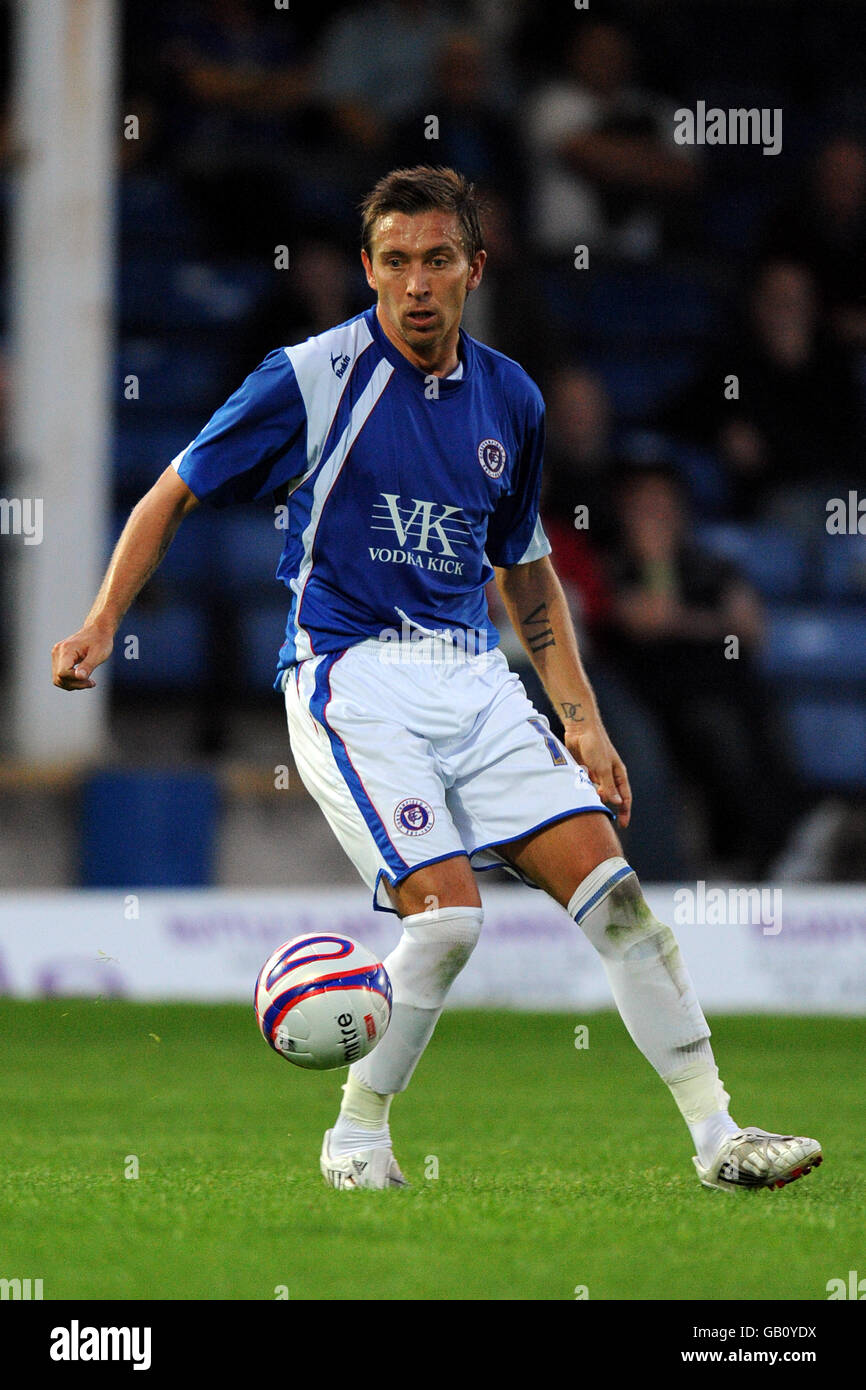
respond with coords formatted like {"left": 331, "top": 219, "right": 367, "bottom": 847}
{"left": 484, "top": 389, "right": 552, "bottom": 568}
{"left": 171, "top": 349, "right": 307, "bottom": 508}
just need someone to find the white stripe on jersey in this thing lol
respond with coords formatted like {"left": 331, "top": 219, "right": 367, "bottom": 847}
{"left": 291, "top": 355, "right": 395, "bottom": 660}
{"left": 286, "top": 315, "right": 374, "bottom": 470}
{"left": 171, "top": 442, "right": 192, "bottom": 473}
{"left": 517, "top": 514, "right": 552, "bottom": 564}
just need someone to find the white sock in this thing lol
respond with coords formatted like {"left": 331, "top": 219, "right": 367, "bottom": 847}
{"left": 569, "top": 858, "right": 738, "bottom": 1158}
{"left": 331, "top": 906, "right": 484, "bottom": 1151}
{"left": 350, "top": 906, "right": 483, "bottom": 1096}
{"left": 665, "top": 1038, "right": 740, "bottom": 1165}
{"left": 689, "top": 1110, "right": 742, "bottom": 1167}
{"left": 568, "top": 859, "right": 712, "bottom": 1073}
{"left": 330, "top": 1074, "right": 393, "bottom": 1155}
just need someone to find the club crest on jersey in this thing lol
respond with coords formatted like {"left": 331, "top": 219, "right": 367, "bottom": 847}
{"left": 394, "top": 798, "right": 435, "bottom": 836}
{"left": 477, "top": 438, "right": 507, "bottom": 479}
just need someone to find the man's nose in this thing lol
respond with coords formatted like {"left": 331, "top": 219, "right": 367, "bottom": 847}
{"left": 406, "top": 266, "right": 431, "bottom": 297}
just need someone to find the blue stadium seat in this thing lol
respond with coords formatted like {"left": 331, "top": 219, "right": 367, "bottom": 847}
{"left": 106, "top": 507, "right": 217, "bottom": 589}
{"left": 113, "top": 418, "right": 202, "bottom": 489}
{"left": 573, "top": 268, "right": 722, "bottom": 346}
{"left": 112, "top": 603, "right": 210, "bottom": 689}
{"left": 696, "top": 523, "right": 806, "bottom": 599}
{"left": 670, "top": 444, "right": 730, "bottom": 517}
{"left": 106, "top": 507, "right": 285, "bottom": 594}
{"left": 539, "top": 266, "right": 584, "bottom": 346}
{"left": 783, "top": 698, "right": 866, "bottom": 788}
{"left": 79, "top": 769, "right": 219, "bottom": 887}
{"left": 219, "top": 511, "right": 286, "bottom": 593}
{"left": 587, "top": 351, "right": 695, "bottom": 421}
{"left": 821, "top": 533, "right": 866, "bottom": 599}
{"left": 115, "top": 340, "right": 227, "bottom": 414}
{"left": 158, "top": 509, "right": 218, "bottom": 587}
{"left": 760, "top": 609, "right": 866, "bottom": 682}
{"left": 236, "top": 598, "right": 290, "bottom": 692}
{"left": 118, "top": 174, "right": 198, "bottom": 255}
{"left": 119, "top": 258, "right": 270, "bottom": 331}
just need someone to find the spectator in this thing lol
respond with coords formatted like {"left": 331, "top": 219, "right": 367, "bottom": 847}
{"left": 458, "top": 189, "right": 542, "bottom": 367}
{"left": 758, "top": 135, "right": 866, "bottom": 349}
{"left": 660, "top": 260, "right": 863, "bottom": 519}
{"left": 541, "top": 366, "right": 621, "bottom": 548}
{"left": 220, "top": 234, "right": 368, "bottom": 393}
{"left": 160, "top": 0, "right": 312, "bottom": 255}
{"left": 315, "top": 0, "right": 455, "bottom": 151}
{"left": 600, "top": 466, "right": 802, "bottom": 875}
{"left": 524, "top": 20, "right": 698, "bottom": 262}
{"left": 529, "top": 376, "right": 692, "bottom": 878}
{"left": 388, "top": 31, "right": 522, "bottom": 218}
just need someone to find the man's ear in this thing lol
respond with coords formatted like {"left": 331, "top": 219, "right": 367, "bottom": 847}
{"left": 361, "top": 249, "right": 377, "bottom": 293}
{"left": 466, "top": 249, "right": 487, "bottom": 294}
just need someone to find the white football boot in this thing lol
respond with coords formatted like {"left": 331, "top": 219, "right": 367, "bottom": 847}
{"left": 319, "top": 1129, "right": 409, "bottom": 1191}
{"left": 694, "top": 1126, "right": 823, "bottom": 1192}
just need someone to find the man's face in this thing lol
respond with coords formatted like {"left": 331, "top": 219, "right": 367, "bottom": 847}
{"left": 622, "top": 476, "right": 684, "bottom": 556}
{"left": 362, "top": 210, "right": 485, "bottom": 372}
{"left": 752, "top": 263, "right": 816, "bottom": 343}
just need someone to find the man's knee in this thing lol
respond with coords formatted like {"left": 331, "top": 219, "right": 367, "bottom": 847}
{"left": 385, "top": 905, "right": 484, "bottom": 1009}
{"left": 388, "top": 854, "right": 481, "bottom": 917}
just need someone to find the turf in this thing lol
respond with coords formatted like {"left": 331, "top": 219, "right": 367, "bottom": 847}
{"left": 0, "top": 1000, "right": 861, "bottom": 1301}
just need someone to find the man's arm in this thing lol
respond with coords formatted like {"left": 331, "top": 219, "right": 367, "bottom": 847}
{"left": 51, "top": 465, "right": 199, "bottom": 691}
{"left": 495, "top": 554, "right": 632, "bottom": 825}
{"left": 559, "top": 130, "right": 698, "bottom": 194}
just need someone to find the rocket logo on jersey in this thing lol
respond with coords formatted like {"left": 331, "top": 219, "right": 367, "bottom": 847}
{"left": 477, "top": 438, "right": 507, "bottom": 479}
{"left": 394, "top": 798, "right": 435, "bottom": 836}
{"left": 369, "top": 493, "right": 470, "bottom": 574}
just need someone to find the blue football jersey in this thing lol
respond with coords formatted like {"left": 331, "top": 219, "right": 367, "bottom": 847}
{"left": 171, "top": 306, "right": 550, "bottom": 686}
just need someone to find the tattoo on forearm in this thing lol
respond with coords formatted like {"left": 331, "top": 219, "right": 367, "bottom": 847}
{"left": 560, "top": 701, "right": 585, "bottom": 723}
{"left": 521, "top": 601, "right": 555, "bottom": 653}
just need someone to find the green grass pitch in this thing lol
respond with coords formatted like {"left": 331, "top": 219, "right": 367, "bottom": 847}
{"left": 0, "top": 1000, "right": 861, "bottom": 1301}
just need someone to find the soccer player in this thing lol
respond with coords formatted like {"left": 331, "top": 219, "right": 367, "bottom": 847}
{"left": 53, "top": 166, "right": 822, "bottom": 1194}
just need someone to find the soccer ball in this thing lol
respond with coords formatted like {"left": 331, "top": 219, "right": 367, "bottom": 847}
{"left": 254, "top": 934, "right": 392, "bottom": 1070}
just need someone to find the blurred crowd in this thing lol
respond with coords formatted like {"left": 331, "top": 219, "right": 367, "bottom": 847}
{"left": 4, "top": 0, "right": 866, "bottom": 881}
{"left": 90, "top": 0, "right": 866, "bottom": 878}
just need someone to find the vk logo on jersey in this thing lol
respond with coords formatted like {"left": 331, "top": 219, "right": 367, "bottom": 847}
{"left": 394, "top": 798, "right": 435, "bottom": 836}
{"left": 477, "top": 438, "right": 507, "bottom": 479}
{"left": 369, "top": 493, "right": 470, "bottom": 574}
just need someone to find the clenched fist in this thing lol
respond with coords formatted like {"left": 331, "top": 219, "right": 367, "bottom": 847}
{"left": 52, "top": 623, "right": 114, "bottom": 690}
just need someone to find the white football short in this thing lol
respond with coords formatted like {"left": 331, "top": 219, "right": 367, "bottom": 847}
{"left": 282, "top": 636, "right": 611, "bottom": 913}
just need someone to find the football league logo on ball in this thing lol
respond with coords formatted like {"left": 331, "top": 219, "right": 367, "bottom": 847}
{"left": 394, "top": 798, "right": 434, "bottom": 835}
{"left": 477, "top": 438, "right": 507, "bottom": 479}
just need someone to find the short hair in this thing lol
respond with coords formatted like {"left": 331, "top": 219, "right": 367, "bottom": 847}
{"left": 360, "top": 165, "right": 485, "bottom": 263}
